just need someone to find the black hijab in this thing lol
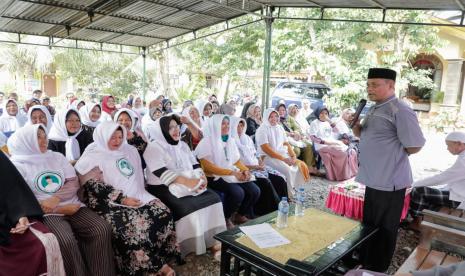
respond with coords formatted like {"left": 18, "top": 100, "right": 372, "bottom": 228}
{"left": 240, "top": 101, "right": 255, "bottom": 119}
{"left": 0, "top": 151, "right": 43, "bottom": 245}
{"left": 159, "top": 114, "right": 181, "bottom": 146}
{"left": 314, "top": 105, "right": 330, "bottom": 121}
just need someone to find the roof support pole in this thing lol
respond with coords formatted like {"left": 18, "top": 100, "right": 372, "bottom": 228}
{"left": 142, "top": 46, "right": 147, "bottom": 101}
{"left": 261, "top": 6, "right": 274, "bottom": 111}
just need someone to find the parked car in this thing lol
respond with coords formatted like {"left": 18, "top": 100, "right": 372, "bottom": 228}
{"left": 271, "top": 82, "right": 331, "bottom": 110}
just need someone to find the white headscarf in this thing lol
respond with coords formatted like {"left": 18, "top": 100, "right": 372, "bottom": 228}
{"left": 114, "top": 108, "right": 138, "bottom": 132}
{"left": 114, "top": 108, "right": 147, "bottom": 141}
{"left": 141, "top": 105, "right": 161, "bottom": 142}
{"left": 0, "top": 99, "right": 27, "bottom": 133}
{"left": 230, "top": 116, "right": 258, "bottom": 166}
{"left": 195, "top": 100, "right": 212, "bottom": 121}
{"left": 132, "top": 96, "right": 146, "bottom": 116}
{"left": 48, "top": 108, "right": 82, "bottom": 161}
{"left": 195, "top": 114, "right": 240, "bottom": 169}
{"left": 26, "top": 105, "right": 53, "bottom": 132}
{"left": 446, "top": 132, "right": 465, "bottom": 144}
{"left": 79, "top": 102, "right": 101, "bottom": 128}
{"left": 181, "top": 105, "right": 202, "bottom": 133}
{"left": 69, "top": 99, "right": 85, "bottom": 110}
{"left": 75, "top": 121, "right": 155, "bottom": 204}
{"left": 255, "top": 108, "right": 288, "bottom": 157}
{"left": 8, "top": 124, "right": 80, "bottom": 206}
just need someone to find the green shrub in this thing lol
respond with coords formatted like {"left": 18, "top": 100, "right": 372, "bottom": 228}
{"left": 429, "top": 108, "right": 465, "bottom": 131}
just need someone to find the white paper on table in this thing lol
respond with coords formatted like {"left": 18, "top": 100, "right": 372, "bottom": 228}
{"left": 362, "top": 272, "right": 374, "bottom": 276}
{"left": 239, "top": 223, "right": 291, "bottom": 249}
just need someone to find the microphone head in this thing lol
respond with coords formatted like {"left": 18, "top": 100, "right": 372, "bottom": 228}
{"left": 349, "top": 99, "right": 367, "bottom": 128}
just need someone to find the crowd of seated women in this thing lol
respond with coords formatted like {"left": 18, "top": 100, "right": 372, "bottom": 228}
{"left": 0, "top": 93, "right": 360, "bottom": 275}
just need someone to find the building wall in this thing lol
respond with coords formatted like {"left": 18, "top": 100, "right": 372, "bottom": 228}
{"left": 436, "top": 26, "right": 465, "bottom": 111}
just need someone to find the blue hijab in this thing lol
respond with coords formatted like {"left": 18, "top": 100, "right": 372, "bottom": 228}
{"left": 314, "top": 105, "right": 329, "bottom": 121}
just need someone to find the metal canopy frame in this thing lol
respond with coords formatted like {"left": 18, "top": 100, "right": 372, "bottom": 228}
{"left": 0, "top": 1, "right": 463, "bottom": 53}
{"left": 0, "top": 0, "right": 464, "bottom": 102}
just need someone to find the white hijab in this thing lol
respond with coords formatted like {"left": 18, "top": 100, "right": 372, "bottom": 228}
{"left": 26, "top": 105, "right": 53, "bottom": 133}
{"left": 181, "top": 105, "right": 203, "bottom": 134}
{"left": 255, "top": 108, "right": 288, "bottom": 157}
{"left": 114, "top": 108, "right": 147, "bottom": 141}
{"left": 132, "top": 96, "right": 146, "bottom": 116}
{"left": 48, "top": 108, "right": 82, "bottom": 161}
{"left": 79, "top": 102, "right": 101, "bottom": 128}
{"left": 141, "top": 106, "right": 160, "bottom": 142}
{"left": 230, "top": 116, "right": 258, "bottom": 166}
{"left": 114, "top": 108, "right": 141, "bottom": 132}
{"left": 0, "top": 99, "right": 27, "bottom": 132}
{"left": 8, "top": 124, "right": 79, "bottom": 205}
{"left": 195, "top": 100, "right": 212, "bottom": 122}
{"left": 75, "top": 121, "right": 155, "bottom": 204}
{"left": 195, "top": 114, "right": 240, "bottom": 169}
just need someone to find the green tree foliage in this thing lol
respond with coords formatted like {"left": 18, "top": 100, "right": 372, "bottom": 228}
{"left": 174, "top": 9, "right": 443, "bottom": 111}
{"left": 52, "top": 49, "right": 146, "bottom": 100}
{"left": 173, "top": 22, "right": 264, "bottom": 100}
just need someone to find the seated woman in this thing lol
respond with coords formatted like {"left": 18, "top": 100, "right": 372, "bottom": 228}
{"left": 100, "top": 95, "right": 117, "bottom": 121}
{"left": 114, "top": 108, "right": 148, "bottom": 166}
{"left": 0, "top": 150, "right": 65, "bottom": 276}
{"left": 195, "top": 114, "right": 260, "bottom": 228}
{"left": 144, "top": 114, "right": 226, "bottom": 258}
{"left": 26, "top": 105, "right": 53, "bottom": 132}
{"left": 277, "top": 103, "right": 317, "bottom": 173}
{"left": 48, "top": 108, "right": 94, "bottom": 164}
{"left": 211, "top": 100, "right": 220, "bottom": 115}
{"left": 142, "top": 99, "right": 163, "bottom": 142}
{"left": 195, "top": 100, "right": 213, "bottom": 121}
{"left": 409, "top": 132, "right": 465, "bottom": 230}
{"left": 219, "top": 103, "right": 236, "bottom": 116}
{"left": 79, "top": 102, "right": 102, "bottom": 135}
{"left": 75, "top": 121, "right": 179, "bottom": 276}
{"left": 308, "top": 106, "right": 358, "bottom": 181}
{"left": 0, "top": 99, "right": 26, "bottom": 138}
{"left": 8, "top": 124, "right": 114, "bottom": 276}
{"left": 162, "top": 99, "right": 173, "bottom": 114}
{"left": 287, "top": 103, "right": 310, "bottom": 137}
{"left": 255, "top": 108, "right": 310, "bottom": 198}
{"left": 245, "top": 103, "right": 262, "bottom": 137}
{"left": 132, "top": 96, "right": 146, "bottom": 117}
{"left": 181, "top": 105, "right": 204, "bottom": 151}
{"left": 70, "top": 99, "right": 85, "bottom": 110}
{"left": 230, "top": 117, "right": 286, "bottom": 215}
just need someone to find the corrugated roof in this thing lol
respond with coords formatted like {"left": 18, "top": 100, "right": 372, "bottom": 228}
{"left": 0, "top": 0, "right": 463, "bottom": 50}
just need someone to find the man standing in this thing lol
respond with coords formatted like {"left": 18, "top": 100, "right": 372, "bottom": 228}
{"left": 352, "top": 68, "right": 425, "bottom": 272}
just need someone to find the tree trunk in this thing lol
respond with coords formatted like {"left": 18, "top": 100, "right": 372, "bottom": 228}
{"left": 157, "top": 50, "right": 171, "bottom": 97}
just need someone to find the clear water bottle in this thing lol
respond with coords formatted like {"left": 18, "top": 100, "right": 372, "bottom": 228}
{"left": 295, "top": 187, "right": 305, "bottom": 217}
{"left": 276, "top": 197, "right": 289, "bottom": 228}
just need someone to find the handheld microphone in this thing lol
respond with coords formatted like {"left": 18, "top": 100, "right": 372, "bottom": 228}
{"left": 350, "top": 99, "right": 367, "bottom": 128}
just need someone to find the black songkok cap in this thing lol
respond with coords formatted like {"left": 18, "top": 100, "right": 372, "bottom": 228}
{"left": 368, "top": 68, "right": 396, "bottom": 81}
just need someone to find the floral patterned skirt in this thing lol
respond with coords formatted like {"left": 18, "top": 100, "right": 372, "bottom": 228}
{"left": 82, "top": 179, "right": 180, "bottom": 276}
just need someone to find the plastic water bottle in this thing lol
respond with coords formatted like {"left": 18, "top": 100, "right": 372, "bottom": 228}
{"left": 276, "top": 197, "right": 289, "bottom": 228}
{"left": 295, "top": 187, "right": 305, "bottom": 217}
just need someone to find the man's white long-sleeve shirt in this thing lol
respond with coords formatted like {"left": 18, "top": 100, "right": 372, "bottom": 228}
{"left": 413, "top": 150, "right": 465, "bottom": 208}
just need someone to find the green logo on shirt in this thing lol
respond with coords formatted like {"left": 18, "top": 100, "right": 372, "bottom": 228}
{"left": 35, "top": 171, "right": 63, "bottom": 194}
{"left": 116, "top": 158, "right": 134, "bottom": 178}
